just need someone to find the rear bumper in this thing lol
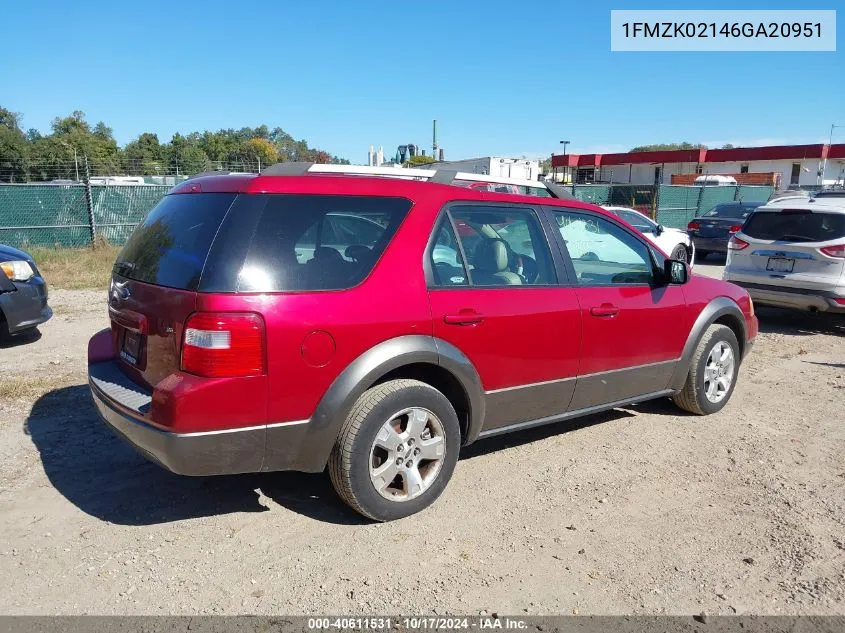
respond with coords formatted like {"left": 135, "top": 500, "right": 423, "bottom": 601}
{"left": 731, "top": 281, "right": 845, "bottom": 313}
{"left": 690, "top": 236, "right": 729, "bottom": 254}
{"left": 88, "top": 359, "right": 309, "bottom": 476}
{"left": 0, "top": 277, "right": 52, "bottom": 334}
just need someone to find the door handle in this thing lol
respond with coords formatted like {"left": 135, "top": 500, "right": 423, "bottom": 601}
{"left": 589, "top": 304, "right": 619, "bottom": 317}
{"left": 444, "top": 311, "right": 484, "bottom": 325}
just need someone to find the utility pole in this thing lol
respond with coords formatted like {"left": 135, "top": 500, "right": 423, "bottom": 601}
{"left": 820, "top": 123, "right": 838, "bottom": 186}
{"left": 59, "top": 140, "right": 80, "bottom": 181}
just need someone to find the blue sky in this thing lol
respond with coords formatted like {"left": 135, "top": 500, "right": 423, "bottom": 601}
{"left": 1, "top": 0, "right": 841, "bottom": 162}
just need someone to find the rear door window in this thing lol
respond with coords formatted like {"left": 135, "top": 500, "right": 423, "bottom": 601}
{"left": 114, "top": 193, "right": 236, "bottom": 290}
{"left": 429, "top": 219, "right": 469, "bottom": 286}
{"left": 445, "top": 206, "right": 556, "bottom": 286}
{"left": 239, "top": 195, "right": 412, "bottom": 291}
{"left": 742, "top": 211, "right": 845, "bottom": 242}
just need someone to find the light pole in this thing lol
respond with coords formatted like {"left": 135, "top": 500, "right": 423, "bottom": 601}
{"left": 59, "top": 140, "right": 80, "bottom": 181}
{"left": 560, "top": 140, "right": 570, "bottom": 183}
{"left": 820, "top": 123, "right": 839, "bottom": 186}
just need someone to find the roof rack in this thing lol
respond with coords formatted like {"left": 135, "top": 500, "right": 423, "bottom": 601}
{"left": 257, "top": 162, "right": 576, "bottom": 200}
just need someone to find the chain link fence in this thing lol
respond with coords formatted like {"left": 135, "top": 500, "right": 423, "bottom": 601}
{"left": 570, "top": 183, "right": 774, "bottom": 229}
{"left": 0, "top": 179, "right": 777, "bottom": 250}
{"left": 0, "top": 184, "right": 169, "bottom": 248}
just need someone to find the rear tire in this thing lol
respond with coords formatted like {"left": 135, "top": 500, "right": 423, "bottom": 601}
{"left": 328, "top": 379, "right": 461, "bottom": 521}
{"left": 673, "top": 324, "right": 740, "bottom": 415}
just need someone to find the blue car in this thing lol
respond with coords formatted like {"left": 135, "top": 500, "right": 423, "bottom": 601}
{"left": 0, "top": 244, "right": 52, "bottom": 340}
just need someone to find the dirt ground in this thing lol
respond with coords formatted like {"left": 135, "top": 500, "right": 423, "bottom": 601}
{"left": 1, "top": 277, "right": 843, "bottom": 616}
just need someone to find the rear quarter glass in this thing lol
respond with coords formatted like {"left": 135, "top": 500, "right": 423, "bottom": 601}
{"left": 114, "top": 193, "right": 236, "bottom": 290}
{"left": 201, "top": 194, "right": 413, "bottom": 293}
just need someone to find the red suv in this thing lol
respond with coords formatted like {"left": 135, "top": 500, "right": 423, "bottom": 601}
{"left": 88, "top": 166, "right": 757, "bottom": 521}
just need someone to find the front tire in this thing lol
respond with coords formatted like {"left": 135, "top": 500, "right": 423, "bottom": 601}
{"left": 670, "top": 244, "right": 689, "bottom": 262}
{"left": 673, "top": 324, "right": 740, "bottom": 415}
{"left": 0, "top": 312, "right": 12, "bottom": 342}
{"left": 328, "top": 379, "right": 461, "bottom": 521}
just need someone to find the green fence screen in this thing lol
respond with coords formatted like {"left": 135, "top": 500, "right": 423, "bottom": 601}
{"left": 0, "top": 184, "right": 169, "bottom": 248}
{"left": 572, "top": 185, "right": 611, "bottom": 205}
{"left": 654, "top": 184, "right": 773, "bottom": 228}
{"left": 0, "top": 181, "right": 779, "bottom": 249}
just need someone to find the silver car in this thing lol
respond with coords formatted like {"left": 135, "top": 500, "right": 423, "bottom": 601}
{"left": 723, "top": 196, "right": 845, "bottom": 313}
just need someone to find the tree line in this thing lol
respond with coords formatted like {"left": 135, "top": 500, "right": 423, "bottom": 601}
{"left": 629, "top": 142, "right": 736, "bottom": 152}
{"left": 0, "top": 106, "right": 350, "bottom": 182}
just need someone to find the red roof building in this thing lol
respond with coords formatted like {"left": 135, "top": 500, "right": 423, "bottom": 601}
{"left": 551, "top": 143, "right": 845, "bottom": 188}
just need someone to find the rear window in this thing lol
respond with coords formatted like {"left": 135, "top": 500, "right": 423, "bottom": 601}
{"left": 742, "top": 210, "right": 845, "bottom": 242}
{"left": 238, "top": 194, "right": 412, "bottom": 291}
{"left": 114, "top": 193, "right": 235, "bottom": 289}
{"left": 704, "top": 204, "right": 756, "bottom": 219}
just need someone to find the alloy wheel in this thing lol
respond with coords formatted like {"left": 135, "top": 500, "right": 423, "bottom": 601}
{"left": 703, "top": 341, "right": 735, "bottom": 403}
{"left": 369, "top": 407, "right": 447, "bottom": 502}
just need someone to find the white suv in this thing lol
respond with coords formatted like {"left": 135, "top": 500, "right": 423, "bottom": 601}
{"left": 723, "top": 197, "right": 845, "bottom": 313}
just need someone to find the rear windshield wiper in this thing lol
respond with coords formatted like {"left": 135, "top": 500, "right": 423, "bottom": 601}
{"left": 777, "top": 234, "right": 814, "bottom": 242}
{"left": 113, "top": 261, "right": 135, "bottom": 275}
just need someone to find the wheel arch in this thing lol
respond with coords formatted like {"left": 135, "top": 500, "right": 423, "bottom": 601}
{"left": 292, "top": 335, "right": 485, "bottom": 472}
{"left": 0, "top": 294, "right": 11, "bottom": 339}
{"left": 668, "top": 296, "right": 747, "bottom": 392}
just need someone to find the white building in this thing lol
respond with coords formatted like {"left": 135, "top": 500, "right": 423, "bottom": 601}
{"left": 367, "top": 145, "right": 385, "bottom": 167}
{"left": 423, "top": 157, "right": 541, "bottom": 181}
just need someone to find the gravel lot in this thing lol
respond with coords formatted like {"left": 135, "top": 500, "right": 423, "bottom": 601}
{"left": 1, "top": 266, "right": 843, "bottom": 616}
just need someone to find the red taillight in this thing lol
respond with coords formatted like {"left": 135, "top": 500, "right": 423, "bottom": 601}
{"left": 687, "top": 221, "right": 700, "bottom": 231}
{"left": 729, "top": 224, "right": 742, "bottom": 234}
{"left": 181, "top": 312, "right": 265, "bottom": 378}
{"left": 833, "top": 298, "right": 845, "bottom": 306}
{"left": 728, "top": 236, "right": 749, "bottom": 250}
{"left": 819, "top": 244, "right": 845, "bottom": 259}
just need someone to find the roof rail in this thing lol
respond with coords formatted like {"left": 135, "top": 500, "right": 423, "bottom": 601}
{"left": 251, "top": 162, "right": 573, "bottom": 200}
{"left": 192, "top": 170, "right": 229, "bottom": 178}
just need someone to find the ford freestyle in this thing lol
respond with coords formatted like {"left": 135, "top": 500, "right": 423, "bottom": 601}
{"left": 88, "top": 165, "right": 758, "bottom": 521}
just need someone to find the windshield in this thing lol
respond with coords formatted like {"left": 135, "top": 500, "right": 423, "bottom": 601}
{"left": 704, "top": 204, "right": 755, "bottom": 219}
{"left": 742, "top": 211, "right": 845, "bottom": 242}
{"left": 615, "top": 209, "right": 656, "bottom": 232}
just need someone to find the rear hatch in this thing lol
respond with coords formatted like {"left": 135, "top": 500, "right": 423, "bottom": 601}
{"left": 693, "top": 217, "right": 742, "bottom": 239}
{"left": 689, "top": 204, "right": 756, "bottom": 239}
{"left": 728, "top": 208, "right": 845, "bottom": 290}
{"left": 109, "top": 192, "right": 237, "bottom": 389}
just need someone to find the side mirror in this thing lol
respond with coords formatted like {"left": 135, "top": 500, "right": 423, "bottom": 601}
{"left": 664, "top": 258, "right": 689, "bottom": 285}
{"left": 655, "top": 224, "right": 665, "bottom": 236}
